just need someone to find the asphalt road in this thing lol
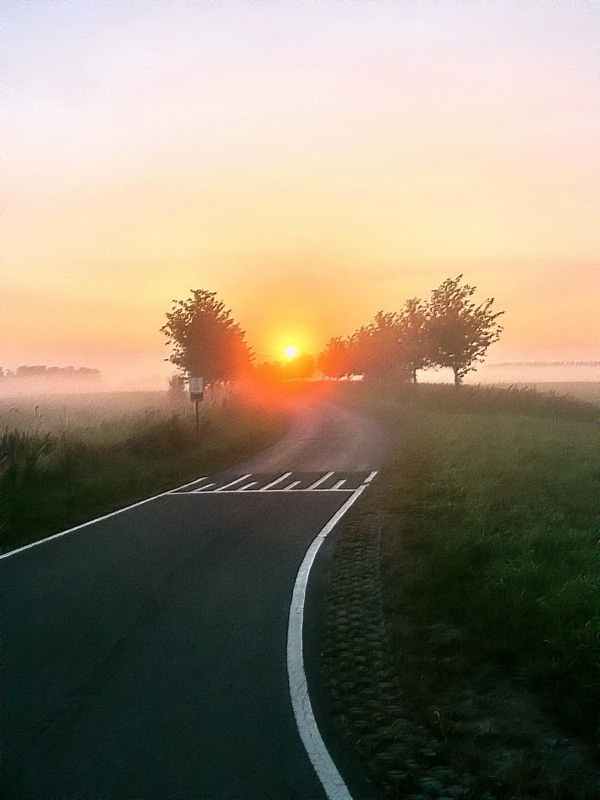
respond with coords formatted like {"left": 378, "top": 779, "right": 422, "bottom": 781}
{"left": 2, "top": 398, "right": 385, "bottom": 799}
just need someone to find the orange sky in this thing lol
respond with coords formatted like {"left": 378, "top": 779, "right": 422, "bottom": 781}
{"left": 2, "top": 1, "right": 598, "bottom": 386}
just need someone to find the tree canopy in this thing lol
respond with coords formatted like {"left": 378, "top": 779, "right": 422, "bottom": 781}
{"left": 161, "top": 290, "right": 253, "bottom": 381}
{"left": 316, "top": 277, "right": 503, "bottom": 385}
{"left": 425, "top": 275, "right": 504, "bottom": 384}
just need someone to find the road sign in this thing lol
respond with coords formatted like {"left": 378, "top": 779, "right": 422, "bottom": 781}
{"left": 189, "top": 376, "right": 204, "bottom": 401}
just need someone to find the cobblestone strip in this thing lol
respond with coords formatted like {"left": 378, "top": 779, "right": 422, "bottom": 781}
{"left": 322, "top": 511, "right": 474, "bottom": 800}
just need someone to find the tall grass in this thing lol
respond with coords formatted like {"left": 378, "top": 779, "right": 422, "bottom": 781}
{"left": 340, "top": 382, "right": 598, "bottom": 745}
{"left": 0, "top": 390, "right": 287, "bottom": 552}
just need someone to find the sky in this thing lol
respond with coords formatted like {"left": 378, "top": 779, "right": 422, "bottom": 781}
{"left": 2, "top": 0, "right": 598, "bottom": 387}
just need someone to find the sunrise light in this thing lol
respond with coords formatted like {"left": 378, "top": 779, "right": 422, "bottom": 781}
{"left": 284, "top": 346, "right": 298, "bottom": 359}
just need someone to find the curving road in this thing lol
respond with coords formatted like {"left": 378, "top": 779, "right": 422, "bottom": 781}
{"left": 2, "top": 396, "right": 385, "bottom": 799}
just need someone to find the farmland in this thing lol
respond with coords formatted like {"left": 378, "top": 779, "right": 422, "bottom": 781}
{"left": 0, "top": 387, "right": 287, "bottom": 552}
{"left": 325, "top": 383, "right": 598, "bottom": 798}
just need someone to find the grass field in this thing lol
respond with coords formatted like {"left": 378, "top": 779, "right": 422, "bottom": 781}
{"left": 325, "top": 382, "right": 598, "bottom": 798}
{"left": 0, "top": 387, "right": 288, "bottom": 552}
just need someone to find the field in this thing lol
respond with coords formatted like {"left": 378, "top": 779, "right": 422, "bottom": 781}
{"left": 325, "top": 383, "right": 598, "bottom": 799}
{"left": 490, "top": 382, "right": 599, "bottom": 404}
{"left": 0, "top": 387, "right": 288, "bottom": 552}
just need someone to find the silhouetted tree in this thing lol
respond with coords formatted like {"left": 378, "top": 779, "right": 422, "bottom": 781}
{"left": 349, "top": 312, "right": 406, "bottom": 381}
{"left": 347, "top": 303, "right": 429, "bottom": 383}
{"left": 167, "top": 374, "right": 186, "bottom": 402}
{"left": 282, "top": 353, "right": 315, "bottom": 380}
{"left": 397, "top": 297, "right": 429, "bottom": 383}
{"left": 317, "top": 336, "right": 352, "bottom": 379}
{"left": 425, "top": 275, "right": 504, "bottom": 385}
{"left": 161, "top": 290, "right": 253, "bottom": 381}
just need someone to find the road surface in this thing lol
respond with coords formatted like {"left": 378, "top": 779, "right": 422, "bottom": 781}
{"left": 2, "top": 397, "right": 385, "bottom": 799}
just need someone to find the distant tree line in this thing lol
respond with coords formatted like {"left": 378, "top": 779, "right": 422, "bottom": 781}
{"left": 0, "top": 366, "right": 101, "bottom": 381}
{"left": 316, "top": 276, "right": 504, "bottom": 386}
{"left": 162, "top": 277, "right": 503, "bottom": 388}
{"left": 486, "top": 361, "right": 598, "bottom": 368}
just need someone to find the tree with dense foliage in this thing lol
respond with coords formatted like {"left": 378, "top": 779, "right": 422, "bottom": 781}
{"left": 161, "top": 290, "right": 253, "bottom": 381}
{"left": 425, "top": 275, "right": 504, "bottom": 385}
{"left": 282, "top": 353, "right": 315, "bottom": 380}
{"left": 396, "top": 297, "right": 429, "bottom": 383}
{"left": 317, "top": 336, "right": 352, "bottom": 379}
{"left": 350, "top": 311, "right": 409, "bottom": 381}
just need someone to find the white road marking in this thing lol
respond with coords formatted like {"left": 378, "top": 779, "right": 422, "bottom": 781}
{"left": 0, "top": 474, "right": 211, "bottom": 560}
{"left": 307, "top": 471, "right": 334, "bottom": 490}
{"left": 364, "top": 470, "right": 378, "bottom": 483}
{"left": 238, "top": 482, "right": 258, "bottom": 491}
{"left": 183, "top": 477, "right": 209, "bottom": 490}
{"left": 283, "top": 480, "right": 302, "bottom": 491}
{"left": 287, "top": 473, "right": 377, "bottom": 800}
{"left": 193, "top": 482, "right": 216, "bottom": 492}
{"left": 169, "top": 488, "right": 355, "bottom": 494}
{"left": 214, "top": 474, "right": 251, "bottom": 492}
{"left": 259, "top": 471, "right": 292, "bottom": 491}
{"left": 331, "top": 479, "right": 346, "bottom": 490}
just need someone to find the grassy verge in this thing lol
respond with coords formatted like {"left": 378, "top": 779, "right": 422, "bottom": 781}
{"left": 0, "top": 394, "right": 288, "bottom": 552}
{"left": 325, "top": 383, "right": 598, "bottom": 798}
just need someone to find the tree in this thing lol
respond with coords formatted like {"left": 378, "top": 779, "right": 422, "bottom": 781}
{"left": 167, "top": 374, "right": 186, "bottom": 402}
{"left": 282, "top": 353, "right": 315, "bottom": 380}
{"left": 161, "top": 290, "right": 253, "bottom": 381}
{"left": 316, "top": 336, "right": 352, "bottom": 379}
{"left": 350, "top": 311, "right": 408, "bottom": 381}
{"left": 397, "top": 297, "right": 429, "bottom": 383}
{"left": 348, "top": 304, "right": 429, "bottom": 383}
{"left": 425, "top": 275, "right": 504, "bottom": 385}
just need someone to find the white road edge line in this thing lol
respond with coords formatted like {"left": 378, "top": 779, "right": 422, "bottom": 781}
{"left": 307, "top": 471, "right": 335, "bottom": 490}
{"left": 0, "top": 474, "right": 210, "bottom": 561}
{"left": 283, "top": 480, "right": 302, "bottom": 491}
{"left": 259, "top": 471, "right": 292, "bottom": 491}
{"left": 193, "top": 482, "right": 216, "bottom": 492}
{"left": 287, "top": 473, "right": 377, "bottom": 800}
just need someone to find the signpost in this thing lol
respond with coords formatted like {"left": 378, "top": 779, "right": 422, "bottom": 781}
{"left": 189, "top": 377, "right": 204, "bottom": 436}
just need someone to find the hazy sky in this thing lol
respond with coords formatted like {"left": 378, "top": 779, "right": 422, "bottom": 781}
{"left": 3, "top": 0, "right": 598, "bottom": 384}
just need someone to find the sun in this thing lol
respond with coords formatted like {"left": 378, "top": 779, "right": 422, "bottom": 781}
{"left": 284, "top": 345, "right": 298, "bottom": 359}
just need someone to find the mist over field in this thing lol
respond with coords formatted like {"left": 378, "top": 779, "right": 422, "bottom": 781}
{"left": 2, "top": 3, "right": 598, "bottom": 798}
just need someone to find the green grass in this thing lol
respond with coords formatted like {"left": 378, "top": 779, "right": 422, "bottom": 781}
{"left": 325, "top": 382, "right": 598, "bottom": 797}
{"left": 0, "top": 391, "right": 287, "bottom": 552}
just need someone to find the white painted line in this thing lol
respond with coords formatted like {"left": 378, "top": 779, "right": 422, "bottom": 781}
{"left": 193, "top": 482, "right": 216, "bottom": 492}
{"left": 238, "top": 482, "right": 258, "bottom": 491}
{"left": 307, "top": 471, "right": 335, "bottom": 490}
{"left": 287, "top": 481, "right": 375, "bottom": 800}
{"left": 0, "top": 473, "right": 213, "bottom": 561}
{"left": 214, "top": 474, "right": 251, "bottom": 492}
{"left": 364, "top": 470, "right": 378, "bottom": 484}
{"left": 173, "top": 476, "right": 212, "bottom": 492}
{"left": 283, "top": 480, "right": 302, "bottom": 491}
{"left": 176, "top": 476, "right": 209, "bottom": 492}
{"left": 259, "top": 471, "right": 292, "bottom": 491}
{"left": 168, "top": 488, "right": 355, "bottom": 495}
{"left": 332, "top": 479, "right": 346, "bottom": 490}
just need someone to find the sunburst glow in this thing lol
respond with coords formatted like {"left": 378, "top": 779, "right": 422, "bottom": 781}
{"left": 284, "top": 346, "right": 298, "bottom": 359}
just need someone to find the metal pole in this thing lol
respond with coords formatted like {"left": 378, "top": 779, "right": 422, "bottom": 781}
{"left": 195, "top": 399, "right": 199, "bottom": 437}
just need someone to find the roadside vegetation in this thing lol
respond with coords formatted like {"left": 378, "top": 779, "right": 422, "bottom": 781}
{"left": 0, "top": 388, "right": 287, "bottom": 552}
{"left": 325, "top": 383, "right": 598, "bottom": 799}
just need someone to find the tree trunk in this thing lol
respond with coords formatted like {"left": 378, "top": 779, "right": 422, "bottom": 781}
{"left": 453, "top": 368, "right": 462, "bottom": 386}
